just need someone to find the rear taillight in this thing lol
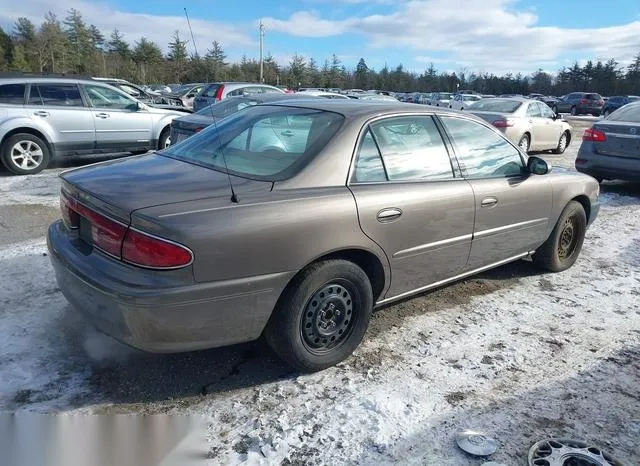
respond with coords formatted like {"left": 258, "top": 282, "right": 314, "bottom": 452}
{"left": 60, "top": 191, "right": 192, "bottom": 269}
{"left": 122, "top": 229, "right": 193, "bottom": 269}
{"left": 60, "top": 191, "right": 79, "bottom": 229}
{"left": 214, "top": 85, "right": 225, "bottom": 101}
{"left": 492, "top": 119, "right": 515, "bottom": 128}
{"left": 583, "top": 128, "right": 607, "bottom": 142}
{"left": 580, "top": 98, "right": 588, "bottom": 104}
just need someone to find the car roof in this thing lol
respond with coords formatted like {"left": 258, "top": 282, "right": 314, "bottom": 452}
{"left": 262, "top": 99, "right": 469, "bottom": 118}
{"left": 0, "top": 76, "right": 125, "bottom": 86}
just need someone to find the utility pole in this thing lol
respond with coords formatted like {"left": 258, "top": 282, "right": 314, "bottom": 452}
{"left": 259, "top": 20, "right": 265, "bottom": 83}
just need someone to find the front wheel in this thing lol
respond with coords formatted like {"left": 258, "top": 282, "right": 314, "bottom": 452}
{"left": 158, "top": 128, "right": 171, "bottom": 150}
{"left": 264, "top": 260, "right": 373, "bottom": 372}
{"left": 1, "top": 133, "right": 51, "bottom": 175}
{"left": 553, "top": 131, "right": 569, "bottom": 154}
{"left": 533, "top": 201, "right": 587, "bottom": 272}
{"left": 518, "top": 134, "right": 530, "bottom": 153}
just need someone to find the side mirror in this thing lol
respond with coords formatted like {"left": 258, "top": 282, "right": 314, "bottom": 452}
{"left": 527, "top": 156, "right": 550, "bottom": 175}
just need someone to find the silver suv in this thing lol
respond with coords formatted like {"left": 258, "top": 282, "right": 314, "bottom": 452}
{"left": 0, "top": 77, "right": 186, "bottom": 174}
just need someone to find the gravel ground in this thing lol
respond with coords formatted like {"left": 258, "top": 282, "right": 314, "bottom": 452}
{"left": 1, "top": 118, "right": 639, "bottom": 465}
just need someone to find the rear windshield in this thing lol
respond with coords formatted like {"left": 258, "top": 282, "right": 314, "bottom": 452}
{"left": 468, "top": 99, "right": 522, "bottom": 113}
{"left": 201, "top": 84, "right": 222, "bottom": 98}
{"left": 585, "top": 93, "right": 602, "bottom": 100}
{"left": 163, "top": 105, "right": 344, "bottom": 181}
{"left": 606, "top": 103, "right": 640, "bottom": 122}
{"left": 195, "top": 97, "right": 260, "bottom": 117}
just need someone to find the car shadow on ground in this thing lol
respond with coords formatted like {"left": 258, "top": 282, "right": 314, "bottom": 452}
{"left": 353, "top": 344, "right": 640, "bottom": 465}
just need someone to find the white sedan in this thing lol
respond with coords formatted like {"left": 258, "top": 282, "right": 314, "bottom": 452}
{"left": 449, "top": 93, "right": 482, "bottom": 110}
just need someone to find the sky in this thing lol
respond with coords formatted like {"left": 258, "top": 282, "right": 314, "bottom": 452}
{"left": 1, "top": 0, "right": 640, "bottom": 75}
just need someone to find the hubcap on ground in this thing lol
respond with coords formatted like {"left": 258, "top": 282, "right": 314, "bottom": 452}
{"left": 10, "top": 141, "right": 44, "bottom": 170}
{"left": 301, "top": 282, "right": 355, "bottom": 354}
{"left": 558, "top": 217, "right": 578, "bottom": 259}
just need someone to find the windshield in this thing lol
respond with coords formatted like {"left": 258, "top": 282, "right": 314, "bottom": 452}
{"left": 439, "top": 93, "right": 452, "bottom": 100}
{"left": 469, "top": 99, "right": 522, "bottom": 112}
{"left": 194, "top": 97, "right": 260, "bottom": 118}
{"left": 463, "top": 95, "right": 482, "bottom": 102}
{"left": 606, "top": 103, "right": 640, "bottom": 123}
{"left": 163, "top": 105, "right": 344, "bottom": 181}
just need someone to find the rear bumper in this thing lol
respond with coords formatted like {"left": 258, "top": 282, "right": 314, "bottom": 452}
{"left": 576, "top": 144, "right": 640, "bottom": 182}
{"left": 47, "top": 221, "right": 294, "bottom": 353}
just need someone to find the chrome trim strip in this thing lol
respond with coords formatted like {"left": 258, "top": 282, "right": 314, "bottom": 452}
{"left": 474, "top": 218, "right": 547, "bottom": 239}
{"left": 393, "top": 233, "right": 473, "bottom": 259}
{"left": 375, "top": 251, "right": 534, "bottom": 306}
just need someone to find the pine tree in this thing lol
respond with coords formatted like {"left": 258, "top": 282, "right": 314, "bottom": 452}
{"left": 167, "top": 30, "right": 189, "bottom": 82}
{"left": 355, "top": 57, "right": 369, "bottom": 89}
{"left": 205, "top": 40, "right": 227, "bottom": 81}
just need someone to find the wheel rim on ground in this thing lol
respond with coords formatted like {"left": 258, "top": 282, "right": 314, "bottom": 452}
{"left": 558, "top": 133, "right": 567, "bottom": 152}
{"left": 558, "top": 216, "right": 579, "bottom": 259}
{"left": 10, "top": 141, "right": 44, "bottom": 170}
{"left": 300, "top": 281, "right": 357, "bottom": 355}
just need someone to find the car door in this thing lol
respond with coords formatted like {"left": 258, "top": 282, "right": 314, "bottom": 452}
{"left": 26, "top": 82, "right": 95, "bottom": 154}
{"left": 538, "top": 102, "right": 563, "bottom": 147}
{"left": 349, "top": 115, "right": 475, "bottom": 299}
{"left": 439, "top": 115, "right": 552, "bottom": 269}
{"left": 82, "top": 83, "right": 153, "bottom": 153}
{"left": 524, "top": 101, "right": 550, "bottom": 149}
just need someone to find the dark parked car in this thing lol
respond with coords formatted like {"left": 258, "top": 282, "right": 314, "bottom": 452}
{"left": 552, "top": 92, "right": 604, "bottom": 116}
{"left": 170, "top": 93, "right": 318, "bottom": 145}
{"left": 48, "top": 101, "right": 599, "bottom": 372}
{"left": 192, "top": 82, "right": 284, "bottom": 112}
{"left": 601, "top": 95, "right": 640, "bottom": 117}
{"left": 576, "top": 101, "right": 640, "bottom": 182}
{"left": 535, "top": 95, "right": 561, "bottom": 108}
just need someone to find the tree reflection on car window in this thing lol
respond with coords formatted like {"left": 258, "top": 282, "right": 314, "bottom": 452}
{"left": 441, "top": 117, "right": 524, "bottom": 179}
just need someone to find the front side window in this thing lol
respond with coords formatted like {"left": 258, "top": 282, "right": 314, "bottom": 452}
{"left": 539, "top": 102, "right": 555, "bottom": 118}
{"left": 368, "top": 116, "right": 454, "bottom": 181}
{"left": 29, "top": 84, "right": 84, "bottom": 107}
{"left": 440, "top": 116, "right": 524, "bottom": 179}
{"left": 0, "top": 84, "right": 26, "bottom": 104}
{"left": 84, "top": 84, "right": 137, "bottom": 110}
{"left": 163, "top": 106, "right": 344, "bottom": 180}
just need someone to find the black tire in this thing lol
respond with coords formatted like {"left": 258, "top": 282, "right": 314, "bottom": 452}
{"left": 130, "top": 150, "right": 149, "bottom": 155}
{"left": 533, "top": 201, "right": 587, "bottom": 272}
{"left": 1, "top": 133, "right": 51, "bottom": 175}
{"left": 518, "top": 133, "right": 530, "bottom": 153}
{"left": 158, "top": 127, "right": 171, "bottom": 150}
{"left": 570, "top": 106, "right": 577, "bottom": 116}
{"left": 552, "top": 105, "right": 558, "bottom": 114}
{"left": 552, "top": 131, "right": 569, "bottom": 154}
{"left": 264, "top": 260, "right": 373, "bottom": 372}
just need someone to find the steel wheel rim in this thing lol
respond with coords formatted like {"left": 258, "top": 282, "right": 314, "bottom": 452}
{"left": 10, "top": 141, "right": 44, "bottom": 170}
{"left": 558, "top": 216, "right": 579, "bottom": 259}
{"left": 301, "top": 281, "right": 356, "bottom": 355}
{"left": 164, "top": 136, "right": 171, "bottom": 148}
{"left": 519, "top": 137, "right": 529, "bottom": 152}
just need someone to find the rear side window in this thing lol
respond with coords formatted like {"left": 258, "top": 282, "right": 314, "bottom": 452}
{"left": 353, "top": 130, "right": 387, "bottom": 182}
{"left": 526, "top": 102, "right": 542, "bottom": 117}
{"left": 0, "top": 84, "right": 26, "bottom": 104}
{"left": 368, "top": 116, "right": 454, "bottom": 181}
{"left": 29, "top": 84, "right": 84, "bottom": 107}
{"left": 201, "top": 84, "right": 221, "bottom": 97}
{"left": 441, "top": 116, "right": 524, "bottom": 179}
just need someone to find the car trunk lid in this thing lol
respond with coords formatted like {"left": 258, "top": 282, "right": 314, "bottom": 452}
{"left": 60, "top": 154, "right": 273, "bottom": 220}
{"left": 592, "top": 121, "right": 640, "bottom": 159}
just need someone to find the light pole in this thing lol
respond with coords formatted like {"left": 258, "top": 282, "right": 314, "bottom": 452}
{"left": 259, "top": 20, "right": 265, "bottom": 83}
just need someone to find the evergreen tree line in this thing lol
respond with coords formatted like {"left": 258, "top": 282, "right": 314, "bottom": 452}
{"left": 1, "top": 9, "right": 640, "bottom": 96}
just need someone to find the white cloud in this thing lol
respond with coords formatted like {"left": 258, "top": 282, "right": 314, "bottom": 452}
{"left": 262, "top": 0, "right": 640, "bottom": 73}
{"left": 0, "top": 0, "right": 255, "bottom": 53}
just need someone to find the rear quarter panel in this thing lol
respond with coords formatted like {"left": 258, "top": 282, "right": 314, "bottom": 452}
{"left": 0, "top": 112, "right": 58, "bottom": 144}
{"left": 131, "top": 186, "right": 391, "bottom": 287}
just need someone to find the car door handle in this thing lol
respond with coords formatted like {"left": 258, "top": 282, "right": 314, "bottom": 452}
{"left": 481, "top": 197, "right": 498, "bottom": 208}
{"left": 33, "top": 110, "right": 49, "bottom": 117}
{"left": 377, "top": 208, "right": 403, "bottom": 222}
{"left": 95, "top": 112, "right": 110, "bottom": 119}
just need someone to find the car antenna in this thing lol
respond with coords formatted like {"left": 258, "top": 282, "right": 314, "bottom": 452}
{"left": 184, "top": 7, "right": 238, "bottom": 203}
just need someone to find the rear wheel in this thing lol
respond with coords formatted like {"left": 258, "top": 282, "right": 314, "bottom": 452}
{"left": 518, "top": 134, "right": 530, "bottom": 153}
{"left": 264, "top": 260, "right": 373, "bottom": 372}
{"left": 1, "top": 133, "right": 51, "bottom": 175}
{"left": 552, "top": 131, "right": 569, "bottom": 154}
{"left": 533, "top": 201, "right": 586, "bottom": 272}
